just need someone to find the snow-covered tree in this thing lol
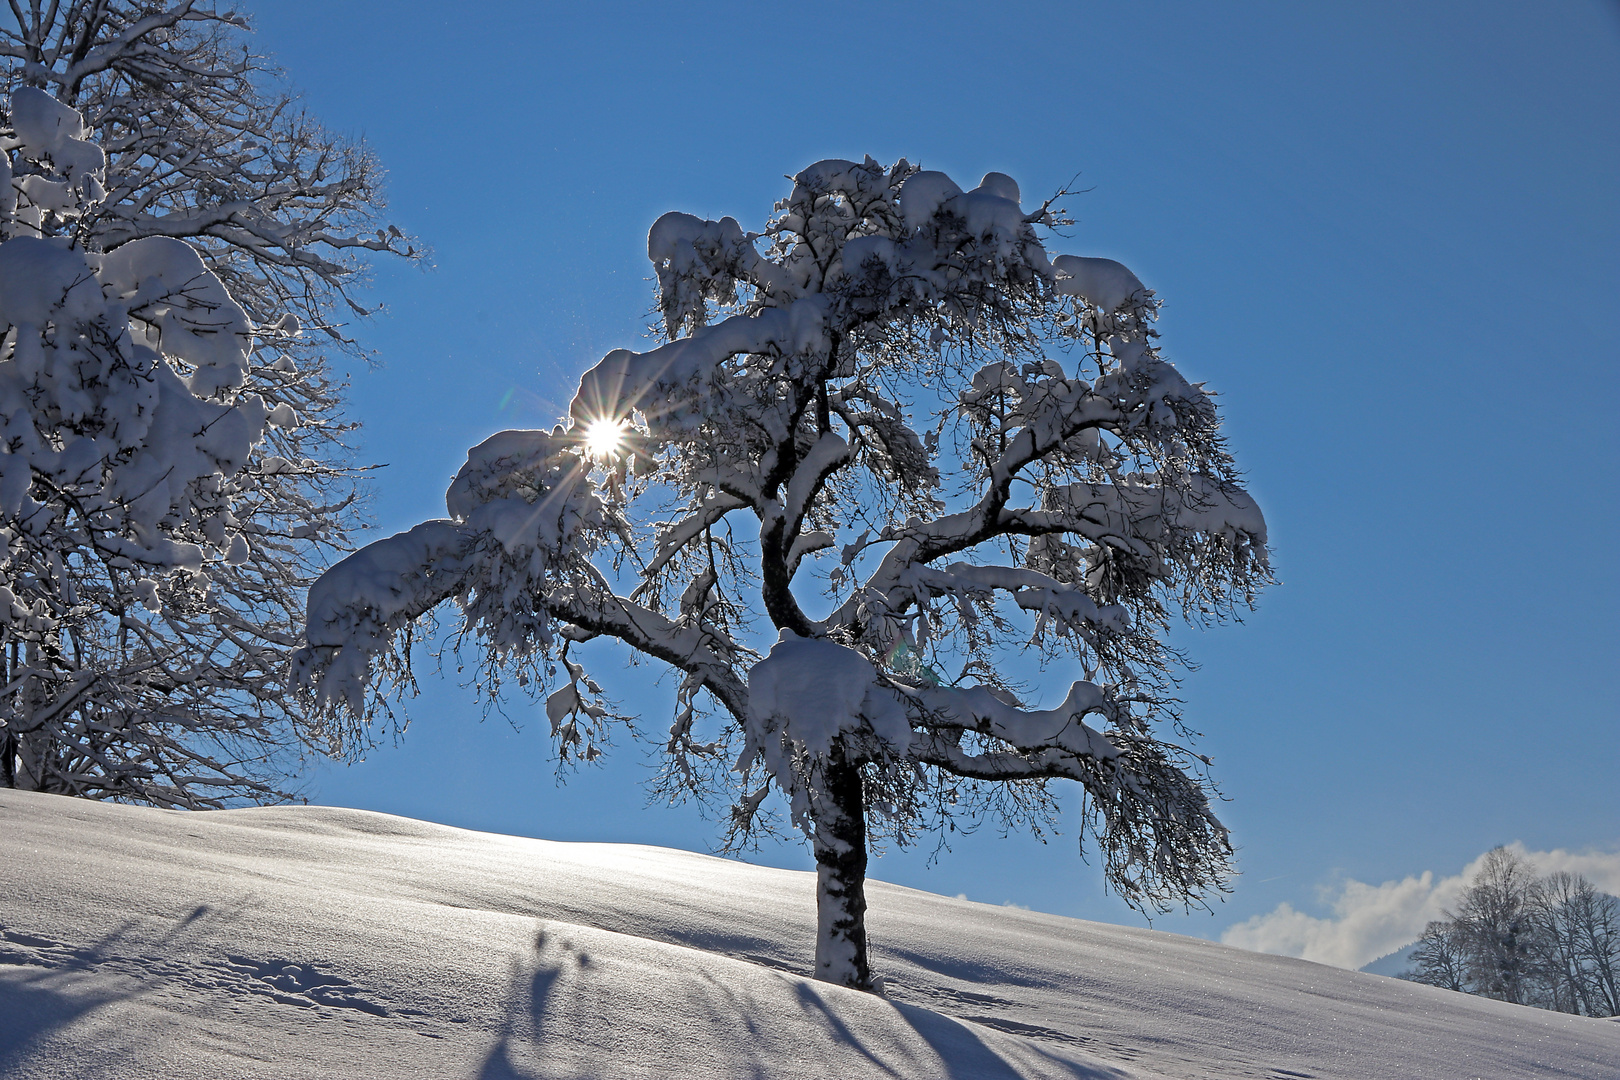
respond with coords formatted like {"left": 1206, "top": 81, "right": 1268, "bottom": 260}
{"left": 293, "top": 157, "right": 1270, "bottom": 990}
{"left": 0, "top": 3, "right": 413, "bottom": 806}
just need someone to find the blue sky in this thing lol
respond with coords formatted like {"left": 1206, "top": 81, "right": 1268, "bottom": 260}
{"left": 255, "top": 1, "right": 1619, "bottom": 945}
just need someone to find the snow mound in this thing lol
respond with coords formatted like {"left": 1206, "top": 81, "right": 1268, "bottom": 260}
{"left": 1, "top": 790, "right": 1614, "bottom": 1079}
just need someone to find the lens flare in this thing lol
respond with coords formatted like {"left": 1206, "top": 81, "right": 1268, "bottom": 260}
{"left": 581, "top": 418, "right": 626, "bottom": 460}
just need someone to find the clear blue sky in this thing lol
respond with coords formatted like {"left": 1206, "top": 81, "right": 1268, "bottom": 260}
{"left": 255, "top": 1, "right": 1619, "bottom": 939}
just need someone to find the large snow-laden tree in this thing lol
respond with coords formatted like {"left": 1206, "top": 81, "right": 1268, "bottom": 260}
{"left": 0, "top": 3, "right": 414, "bottom": 805}
{"left": 294, "top": 157, "right": 1270, "bottom": 990}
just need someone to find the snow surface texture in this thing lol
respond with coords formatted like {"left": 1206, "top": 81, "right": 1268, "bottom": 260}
{"left": 1, "top": 791, "right": 1614, "bottom": 1080}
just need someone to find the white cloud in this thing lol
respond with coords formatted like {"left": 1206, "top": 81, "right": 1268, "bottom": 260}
{"left": 1522, "top": 846, "right": 1620, "bottom": 894}
{"left": 1220, "top": 843, "right": 1620, "bottom": 971}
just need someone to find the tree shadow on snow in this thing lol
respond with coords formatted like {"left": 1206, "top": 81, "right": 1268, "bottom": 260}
{"left": 889, "top": 1001, "right": 1126, "bottom": 1080}
{"left": 784, "top": 980, "right": 905, "bottom": 1077}
{"left": 478, "top": 954, "right": 564, "bottom": 1080}
{"left": 477, "top": 1038, "right": 536, "bottom": 1080}
{"left": 0, "top": 908, "right": 214, "bottom": 1071}
{"left": 0, "top": 978, "right": 122, "bottom": 1071}
{"left": 475, "top": 925, "right": 1121, "bottom": 1080}
{"left": 786, "top": 977, "right": 1123, "bottom": 1080}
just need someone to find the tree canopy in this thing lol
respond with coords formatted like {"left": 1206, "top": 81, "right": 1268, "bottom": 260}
{"left": 1407, "top": 847, "right": 1620, "bottom": 1017}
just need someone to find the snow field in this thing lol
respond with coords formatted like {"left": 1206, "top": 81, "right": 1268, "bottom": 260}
{"left": 1, "top": 789, "right": 1615, "bottom": 1078}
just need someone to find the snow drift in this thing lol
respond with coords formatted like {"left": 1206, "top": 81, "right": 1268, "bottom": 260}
{"left": 0, "top": 789, "right": 1614, "bottom": 1078}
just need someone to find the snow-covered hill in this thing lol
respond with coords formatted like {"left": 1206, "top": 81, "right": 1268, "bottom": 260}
{"left": 1, "top": 790, "right": 1614, "bottom": 1079}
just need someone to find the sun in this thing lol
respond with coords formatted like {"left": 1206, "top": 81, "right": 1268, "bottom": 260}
{"left": 581, "top": 417, "right": 627, "bottom": 460}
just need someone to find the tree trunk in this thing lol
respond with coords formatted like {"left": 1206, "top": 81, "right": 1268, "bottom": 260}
{"left": 811, "top": 748, "right": 872, "bottom": 991}
{"left": 13, "top": 732, "right": 46, "bottom": 791}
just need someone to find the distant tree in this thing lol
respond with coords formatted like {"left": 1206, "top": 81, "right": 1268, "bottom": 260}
{"left": 1405, "top": 848, "right": 1620, "bottom": 1017}
{"left": 1452, "top": 846, "right": 1539, "bottom": 1005}
{"left": 0, "top": 3, "right": 415, "bottom": 806}
{"left": 1528, "top": 871, "right": 1620, "bottom": 1018}
{"left": 1407, "top": 919, "right": 1468, "bottom": 992}
{"left": 294, "top": 157, "right": 1270, "bottom": 990}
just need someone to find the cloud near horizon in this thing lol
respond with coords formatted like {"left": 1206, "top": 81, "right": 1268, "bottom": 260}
{"left": 1221, "top": 843, "right": 1620, "bottom": 971}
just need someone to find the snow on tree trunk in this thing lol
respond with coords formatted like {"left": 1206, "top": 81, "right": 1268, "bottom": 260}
{"left": 812, "top": 751, "right": 872, "bottom": 990}
{"left": 295, "top": 155, "right": 1271, "bottom": 992}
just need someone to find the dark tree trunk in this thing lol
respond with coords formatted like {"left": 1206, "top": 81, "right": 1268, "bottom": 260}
{"left": 811, "top": 747, "right": 872, "bottom": 991}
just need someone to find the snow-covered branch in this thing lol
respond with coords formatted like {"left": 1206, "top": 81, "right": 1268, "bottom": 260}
{"left": 293, "top": 429, "right": 750, "bottom": 743}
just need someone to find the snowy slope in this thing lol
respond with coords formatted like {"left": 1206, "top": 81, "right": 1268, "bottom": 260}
{"left": 1, "top": 790, "right": 1614, "bottom": 1079}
